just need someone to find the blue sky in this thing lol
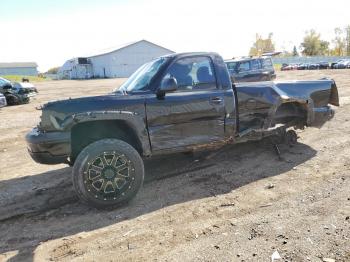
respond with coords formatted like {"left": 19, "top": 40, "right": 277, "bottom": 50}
{"left": 1, "top": 0, "right": 349, "bottom": 71}
{"left": 1, "top": 0, "right": 127, "bottom": 18}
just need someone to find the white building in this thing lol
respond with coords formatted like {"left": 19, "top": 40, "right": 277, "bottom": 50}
{"left": 0, "top": 62, "right": 38, "bottom": 76}
{"left": 58, "top": 40, "right": 174, "bottom": 79}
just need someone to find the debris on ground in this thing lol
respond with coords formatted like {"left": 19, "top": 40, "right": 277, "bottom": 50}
{"left": 219, "top": 203, "right": 235, "bottom": 207}
{"left": 271, "top": 250, "right": 282, "bottom": 261}
{"left": 322, "top": 258, "right": 335, "bottom": 262}
{"left": 266, "top": 183, "right": 275, "bottom": 189}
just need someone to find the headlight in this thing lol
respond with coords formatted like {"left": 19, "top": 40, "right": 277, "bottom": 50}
{"left": 49, "top": 115, "right": 61, "bottom": 130}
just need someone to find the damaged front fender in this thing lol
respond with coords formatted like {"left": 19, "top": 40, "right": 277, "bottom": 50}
{"left": 56, "top": 110, "right": 151, "bottom": 156}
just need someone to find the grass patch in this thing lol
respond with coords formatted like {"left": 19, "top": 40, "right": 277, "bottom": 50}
{"left": 1, "top": 75, "right": 51, "bottom": 82}
{"left": 273, "top": 64, "right": 282, "bottom": 71}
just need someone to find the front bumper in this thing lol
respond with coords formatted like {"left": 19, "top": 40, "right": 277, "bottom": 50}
{"left": 18, "top": 94, "right": 31, "bottom": 103}
{"left": 26, "top": 128, "right": 71, "bottom": 165}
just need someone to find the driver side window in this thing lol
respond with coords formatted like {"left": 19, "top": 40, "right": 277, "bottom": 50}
{"left": 163, "top": 56, "right": 217, "bottom": 91}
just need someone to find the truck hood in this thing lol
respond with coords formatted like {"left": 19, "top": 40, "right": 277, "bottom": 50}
{"left": 40, "top": 92, "right": 147, "bottom": 131}
{"left": 12, "top": 82, "right": 38, "bottom": 94}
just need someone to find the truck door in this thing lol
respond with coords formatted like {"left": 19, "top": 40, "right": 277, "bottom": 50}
{"left": 235, "top": 84, "right": 273, "bottom": 132}
{"left": 145, "top": 56, "right": 226, "bottom": 151}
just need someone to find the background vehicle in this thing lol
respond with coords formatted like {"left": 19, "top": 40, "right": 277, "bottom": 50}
{"left": 297, "top": 63, "right": 308, "bottom": 70}
{"left": 333, "top": 60, "right": 350, "bottom": 69}
{"left": 0, "top": 77, "right": 38, "bottom": 105}
{"left": 284, "top": 62, "right": 330, "bottom": 71}
{"left": 331, "top": 59, "right": 348, "bottom": 69}
{"left": 225, "top": 56, "right": 276, "bottom": 82}
{"left": 281, "top": 63, "right": 298, "bottom": 71}
{"left": 26, "top": 52, "right": 339, "bottom": 209}
{"left": 318, "top": 61, "right": 329, "bottom": 69}
{"left": 308, "top": 63, "right": 320, "bottom": 70}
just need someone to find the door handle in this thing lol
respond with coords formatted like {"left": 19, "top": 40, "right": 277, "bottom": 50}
{"left": 210, "top": 97, "right": 223, "bottom": 104}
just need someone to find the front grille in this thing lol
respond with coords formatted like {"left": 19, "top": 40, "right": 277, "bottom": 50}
{"left": 18, "top": 89, "right": 37, "bottom": 95}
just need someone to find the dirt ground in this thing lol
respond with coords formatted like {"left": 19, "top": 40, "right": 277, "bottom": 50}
{"left": 0, "top": 70, "right": 349, "bottom": 262}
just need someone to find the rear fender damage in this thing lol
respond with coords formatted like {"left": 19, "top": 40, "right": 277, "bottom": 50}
{"left": 265, "top": 79, "right": 339, "bottom": 129}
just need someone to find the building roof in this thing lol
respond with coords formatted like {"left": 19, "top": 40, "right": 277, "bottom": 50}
{"left": 0, "top": 62, "right": 38, "bottom": 68}
{"left": 85, "top": 39, "right": 174, "bottom": 58}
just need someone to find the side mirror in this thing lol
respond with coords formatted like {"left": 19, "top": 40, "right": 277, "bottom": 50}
{"left": 157, "top": 77, "right": 177, "bottom": 98}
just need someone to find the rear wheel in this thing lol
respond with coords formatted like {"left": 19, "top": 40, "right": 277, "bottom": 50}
{"left": 285, "top": 130, "right": 298, "bottom": 146}
{"left": 72, "top": 139, "right": 144, "bottom": 209}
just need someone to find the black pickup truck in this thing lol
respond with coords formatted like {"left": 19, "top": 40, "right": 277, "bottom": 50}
{"left": 26, "top": 52, "right": 339, "bottom": 208}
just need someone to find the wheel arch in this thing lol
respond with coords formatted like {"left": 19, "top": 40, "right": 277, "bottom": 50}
{"left": 70, "top": 117, "right": 150, "bottom": 161}
{"left": 272, "top": 101, "right": 308, "bottom": 128}
{"left": 4, "top": 92, "right": 20, "bottom": 105}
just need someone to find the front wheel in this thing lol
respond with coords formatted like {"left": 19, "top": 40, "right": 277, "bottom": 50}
{"left": 5, "top": 94, "right": 19, "bottom": 105}
{"left": 72, "top": 139, "right": 144, "bottom": 209}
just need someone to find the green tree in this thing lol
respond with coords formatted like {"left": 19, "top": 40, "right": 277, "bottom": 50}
{"left": 46, "top": 67, "right": 60, "bottom": 74}
{"left": 300, "top": 29, "right": 329, "bottom": 56}
{"left": 249, "top": 33, "right": 275, "bottom": 56}
{"left": 292, "top": 45, "right": 299, "bottom": 56}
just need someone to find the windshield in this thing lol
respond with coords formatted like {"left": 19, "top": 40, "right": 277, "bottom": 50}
{"left": 116, "top": 57, "right": 168, "bottom": 92}
{"left": 0, "top": 77, "right": 11, "bottom": 84}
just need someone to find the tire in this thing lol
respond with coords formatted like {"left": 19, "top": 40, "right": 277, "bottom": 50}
{"left": 5, "top": 94, "right": 19, "bottom": 105}
{"left": 72, "top": 139, "right": 144, "bottom": 209}
{"left": 284, "top": 130, "right": 298, "bottom": 146}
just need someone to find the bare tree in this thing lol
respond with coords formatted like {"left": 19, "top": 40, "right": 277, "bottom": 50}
{"left": 249, "top": 33, "right": 275, "bottom": 56}
{"left": 346, "top": 25, "right": 350, "bottom": 56}
{"left": 332, "top": 28, "right": 346, "bottom": 56}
